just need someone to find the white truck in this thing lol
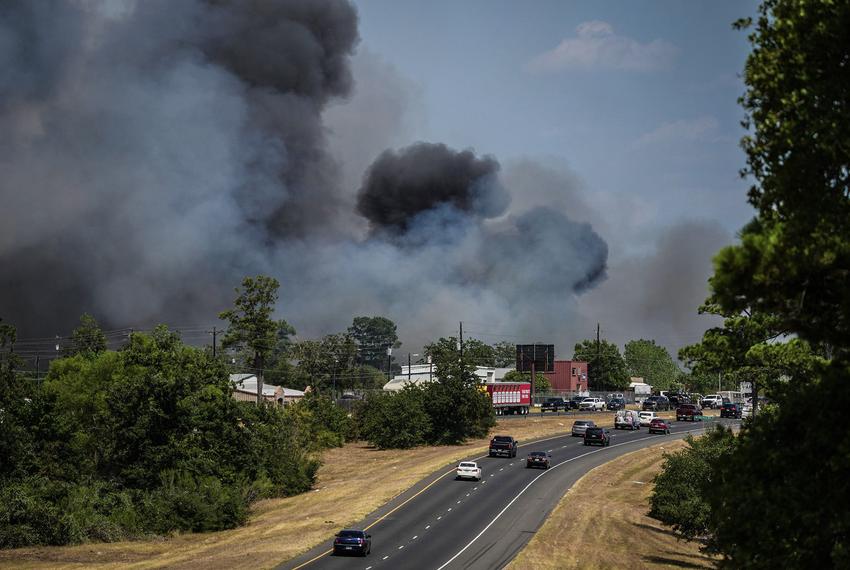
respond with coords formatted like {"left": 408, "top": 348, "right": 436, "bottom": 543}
{"left": 701, "top": 394, "right": 724, "bottom": 409}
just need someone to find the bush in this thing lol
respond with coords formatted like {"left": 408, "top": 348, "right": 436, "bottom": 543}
{"left": 649, "top": 425, "right": 735, "bottom": 543}
{"left": 358, "top": 387, "right": 430, "bottom": 449}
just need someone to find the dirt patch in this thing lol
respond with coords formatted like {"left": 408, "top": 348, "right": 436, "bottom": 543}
{"left": 507, "top": 438, "right": 719, "bottom": 570}
{"left": 0, "top": 413, "right": 615, "bottom": 570}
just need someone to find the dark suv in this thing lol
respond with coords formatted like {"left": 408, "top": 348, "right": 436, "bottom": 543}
{"left": 584, "top": 427, "right": 611, "bottom": 447}
{"left": 642, "top": 396, "right": 671, "bottom": 411}
{"left": 333, "top": 529, "right": 371, "bottom": 556}
{"left": 541, "top": 398, "right": 567, "bottom": 413}
{"left": 489, "top": 435, "right": 518, "bottom": 457}
{"left": 606, "top": 397, "right": 626, "bottom": 411}
{"left": 720, "top": 403, "right": 742, "bottom": 419}
{"left": 568, "top": 395, "right": 586, "bottom": 410}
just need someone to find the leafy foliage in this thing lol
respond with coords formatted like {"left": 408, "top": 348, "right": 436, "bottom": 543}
{"left": 356, "top": 386, "right": 431, "bottom": 449}
{"left": 624, "top": 339, "right": 680, "bottom": 391}
{"left": 649, "top": 426, "right": 735, "bottom": 543}
{"left": 572, "top": 339, "right": 629, "bottom": 390}
{"left": 502, "top": 370, "right": 550, "bottom": 393}
{"left": 348, "top": 316, "right": 400, "bottom": 371}
{"left": 69, "top": 314, "right": 107, "bottom": 356}
{"left": 0, "top": 324, "right": 328, "bottom": 548}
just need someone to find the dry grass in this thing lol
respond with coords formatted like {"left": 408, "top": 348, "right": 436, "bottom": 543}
{"left": 507, "top": 439, "right": 719, "bottom": 570}
{"left": 0, "top": 413, "right": 620, "bottom": 570}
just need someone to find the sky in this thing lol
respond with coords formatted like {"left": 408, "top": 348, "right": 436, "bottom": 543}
{"left": 331, "top": 0, "right": 760, "bottom": 354}
{"left": 0, "top": 0, "right": 761, "bottom": 364}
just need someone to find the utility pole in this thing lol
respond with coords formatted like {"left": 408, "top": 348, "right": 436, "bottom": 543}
{"left": 211, "top": 326, "right": 217, "bottom": 358}
{"left": 408, "top": 352, "right": 412, "bottom": 381}
{"left": 428, "top": 355, "right": 433, "bottom": 381}
{"left": 386, "top": 347, "right": 393, "bottom": 382}
{"left": 459, "top": 321, "right": 464, "bottom": 361}
{"left": 596, "top": 323, "right": 602, "bottom": 394}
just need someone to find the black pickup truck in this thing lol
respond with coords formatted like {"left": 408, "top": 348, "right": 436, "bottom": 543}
{"left": 541, "top": 398, "right": 567, "bottom": 413}
{"left": 489, "top": 435, "right": 518, "bottom": 457}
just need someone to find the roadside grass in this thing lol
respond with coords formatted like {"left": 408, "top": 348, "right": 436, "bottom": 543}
{"left": 0, "top": 412, "right": 614, "bottom": 570}
{"left": 507, "top": 438, "right": 719, "bottom": 570}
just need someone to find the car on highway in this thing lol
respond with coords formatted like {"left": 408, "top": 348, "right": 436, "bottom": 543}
{"left": 648, "top": 418, "right": 671, "bottom": 434}
{"left": 571, "top": 419, "right": 596, "bottom": 437}
{"left": 720, "top": 403, "right": 743, "bottom": 419}
{"left": 526, "top": 451, "right": 551, "bottom": 469}
{"left": 579, "top": 397, "right": 605, "bottom": 412}
{"left": 638, "top": 411, "right": 658, "bottom": 427}
{"left": 606, "top": 397, "right": 626, "bottom": 411}
{"left": 642, "top": 395, "right": 671, "bottom": 411}
{"left": 568, "top": 395, "right": 586, "bottom": 409}
{"left": 456, "top": 461, "right": 482, "bottom": 481}
{"left": 541, "top": 397, "right": 567, "bottom": 413}
{"left": 701, "top": 394, "right": 723, "bottom": 409}
{"left": 583, "top": 426, "right": 611, "bottom": 446}
{"left": 333, "top": 529, "right": 371, "bottom": 556}
{"left": 489, "top": 435, "right": 518, "bottom": 457}
{"left": 676, "top": 404, "right": 701, "bottom": 421}
{"left": 614, "top": 409, "right": 640, "bottom": 430}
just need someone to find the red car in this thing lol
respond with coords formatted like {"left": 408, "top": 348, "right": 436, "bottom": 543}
{"left": 648, "top": 418, "right": 671, "bottom": 434}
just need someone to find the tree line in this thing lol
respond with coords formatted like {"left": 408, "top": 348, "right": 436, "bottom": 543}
{"left": 650, "top": 1, "right": 849, "bottom": 567}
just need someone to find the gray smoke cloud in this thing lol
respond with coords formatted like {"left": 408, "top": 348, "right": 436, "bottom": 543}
{"left": 0, "top": 0, "right": 609, "bottom": 350}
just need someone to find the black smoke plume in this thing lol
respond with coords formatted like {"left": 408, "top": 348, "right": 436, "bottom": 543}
{"left": 357, "top": 142, "right": 509, "bottom": 233}
{"left": 0, "top": 0, "right": 609, "bottom": 354}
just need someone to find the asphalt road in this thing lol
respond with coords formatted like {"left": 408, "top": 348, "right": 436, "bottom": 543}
{"left": 280, "top": 418, "right": 737, "bottom": 570}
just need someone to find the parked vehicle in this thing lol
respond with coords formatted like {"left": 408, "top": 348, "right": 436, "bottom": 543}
{"left": 676, "top": 404, "right": 701, "bottom": 421}
{"left": 701, "top": 394, "right": 723, "bottom": 409}
{"left": 742, "top": 403, "right": 753, "bottom": 418}
{"left": 668, "top": 394, "right": 690, "bottom": 407}
{"left": 638, "top": 411, "right": 658, "bottom": 427}
{"left": 333, "top": 529, "right": 371, "bottom": 556}
{"left": 642, "top": 395, "right": 671, "bottom": 411}
{"left": 489, "top": 435, "right": 518, "bottom": 457}
{"left": 615, "top": 409, "right": 641, "bottom": 430}
{"left": 648, "top": 418, "right": 671, "bottom": 434}
{"left": 579, "top": 397, "right": 605, "bottom": 412}
{"left": 584, "top": 427, "right": 611, "bottom": 446}
{"left": 456, "top": 461, "right": 481, "bottom": 481}
{"left": 541, "top": 397, "right": 567, "bottom": 413}
{"left": 484, "top": 382, "right": 531, "bottom": 415}
{"left": 720, "top": 403, "right": 743, "bottom": 419}
{"left": 571, "top": 420, "right": 596, "bottom": 437}
{"left": 526, "top": 451, "right": 551, "bottom": 469}
{"left": 568, "top": 395, "right": 586, "bottom": 410}
{"left": 606, "top": 397, "right": 626, "bottom": 411}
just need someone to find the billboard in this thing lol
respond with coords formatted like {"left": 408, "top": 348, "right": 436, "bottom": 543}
{"left": 515, "top": 344, "right": 555, "bottom": 373}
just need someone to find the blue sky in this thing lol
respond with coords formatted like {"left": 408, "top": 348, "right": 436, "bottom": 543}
{"left": 339, "top": 0, "right": 761, "bottom": 353}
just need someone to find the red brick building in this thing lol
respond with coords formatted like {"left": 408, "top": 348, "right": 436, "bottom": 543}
{"left": 543, "top": 360, "right": 588, "bottom": 392}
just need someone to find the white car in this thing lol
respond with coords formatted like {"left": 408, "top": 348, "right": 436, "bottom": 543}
{"left": 579, "top": 397, "right": 605, "bottom": 411}
{"left": 456, "top": 461, "right": 482, "bottom": 481}
{"left": 701, "top": 394, "right": 723, "bottom": 409}
{"left": 639, "top": 411, "right": 658, "bottom": 427}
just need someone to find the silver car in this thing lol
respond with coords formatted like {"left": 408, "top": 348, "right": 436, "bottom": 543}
{"left": 571, "top": 419, "right": 597, "bottom": 437}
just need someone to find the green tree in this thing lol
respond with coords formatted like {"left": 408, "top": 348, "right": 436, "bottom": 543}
{"left": 624, "top": 339, "right": 680, "bottom": 391}
{"left": 356, "top": 386, "right": 431, "bottom": 449}
{"left": 572, "top": 339, "right": 628, "bottom": 391}
{"left": 219, "top": 276, "right": 280, "bottom": 404}
{"left": 348, "top": 316, "right": 400, "bottom": 371}
{"left": 649, "top": 426, "right": 735, "bottom": 543}
{"left": 291, "top": 333, "right": 358, "bottom": 394}
{"left": 492, "top": 341, "right": 516, "bottom": 367}
{"left": 69, "top": 314, "right": 107, "bottom": 357}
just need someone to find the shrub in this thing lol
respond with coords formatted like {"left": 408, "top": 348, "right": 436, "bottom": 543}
{"left": 358, "top": 387, "right": 430, "bottom": 449}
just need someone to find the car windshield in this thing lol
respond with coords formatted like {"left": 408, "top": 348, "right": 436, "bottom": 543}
{"left": 528, "top": 451, "right": 546, "bottom": 457}
{"left": 338, "top": 530, "right": 364, "bottom": 538}
{"left": 574, "top": 421, "right": 591, "bottom": 426}
{"left": 650, "top": 419, "right": 663, "bottom": 424}
{"left": 459, "top": 462, "right": 476, "bottom": 468}
{"left": 493, "top": 436, "right": 512, "bottom": 442}
{"left": 586, "top": 428, "right": 603, "bottom": 434}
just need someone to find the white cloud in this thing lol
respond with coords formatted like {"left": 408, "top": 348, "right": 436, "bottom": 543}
{"left": 633, "top": 116, "right": 721, "bottom": 148}
{"left": 527, "top": 20, "right": 678, "bottom": 73}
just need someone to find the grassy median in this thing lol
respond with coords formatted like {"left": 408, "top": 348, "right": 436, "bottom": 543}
{"left": 507, "top": 438, "right": 719, "bottom": 569}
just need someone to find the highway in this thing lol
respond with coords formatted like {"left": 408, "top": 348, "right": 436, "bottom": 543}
{"left": 280, "top": 417, "right": 736, "bottom": 570}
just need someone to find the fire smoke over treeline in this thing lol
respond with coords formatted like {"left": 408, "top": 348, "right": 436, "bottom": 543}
{"left": 0, "top": 0, "right": 608, "bottom": 349}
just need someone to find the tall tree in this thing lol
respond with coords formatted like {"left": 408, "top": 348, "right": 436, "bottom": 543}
{"left": 572, "top": 339, "right": 628, "bottom": 391}
{"left": 624, "top": 339, "right": 680, "bottom": 391}
{"left": 219, "top": 276, "right": 280, "bottom": 404}
{"left": 348, "top": 316, "right": 400, "bottom": 371}
{"left": 70, "top": 313, "right": 107, "bottom": 356}
{"left": 492, "top": 341, "right": 516, "bottom": 367}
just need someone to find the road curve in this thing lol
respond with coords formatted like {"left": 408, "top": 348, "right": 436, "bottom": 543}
{"left": 279, "top": 418, "right": 735, "bottom": 570}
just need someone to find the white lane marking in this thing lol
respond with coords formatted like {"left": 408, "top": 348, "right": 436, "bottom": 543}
{"left": 509, "top": 463, "right": 513, "bottom": 466}
{"left": 489, "top": 474, "right": 494, "bottom": 477}
{"left": 466, "top": 493, "right": 470, "bottom": 497}
{"left": 398, "top": 545, "right": 404, "bottom": 550}
{"left": 366, "top": 566, "right": 372, "bottom": 570}
{"left": 435, "top": 428, "right": 703, "bottom": 570}
{"left": 437, "top": 516, "right": 442, "bottom": 520}
{"left": 425, "top": 525, "right": 431, "bottom": 530}
{"left": 547, "top": 449, "right": 553, "bottom": 452}
{"left": 448, "top": 507, "right": 452, "bottom": 511}
{"left": 473, "top": 487, "right": 478, "bottom": 491}
{"left": 383, "top": 556, "right": 389, "bottom": 560}
{"left": 413, "top": 535, "right": 418, "bottom": 540}
{"left": 499, "top": 468, "right": 504, "bottom": 471}
{"left": 456, "top": 500, "right": 461, "bottom": 504}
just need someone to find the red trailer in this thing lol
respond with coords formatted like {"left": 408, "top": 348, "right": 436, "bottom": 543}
{"left": 484, "top": 382, "right": 531, "bottom": 415}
